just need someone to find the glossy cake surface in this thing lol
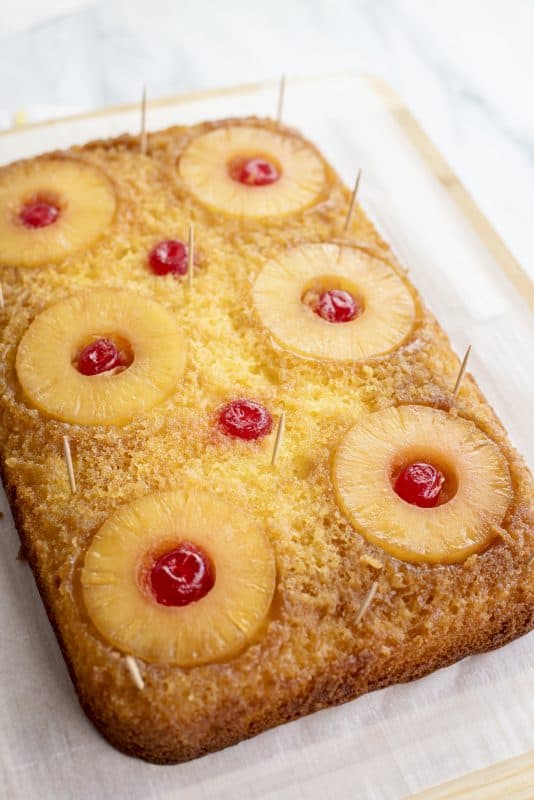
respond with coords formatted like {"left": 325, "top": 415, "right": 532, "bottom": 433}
{"left": 0, "top": 117, "right": 532, "bottom": 764}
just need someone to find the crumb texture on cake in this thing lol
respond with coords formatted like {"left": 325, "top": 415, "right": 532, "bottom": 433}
{"left": 0, "top": 116, "right": 532, "bottom": 764}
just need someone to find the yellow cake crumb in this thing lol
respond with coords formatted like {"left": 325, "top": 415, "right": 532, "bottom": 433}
{"left": 0, "top": 116, "right": 531, "bottom": 764}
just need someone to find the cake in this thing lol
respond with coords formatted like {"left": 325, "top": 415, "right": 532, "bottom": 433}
{"left": 0, "top": 116, "right": 532, "bottom": 764}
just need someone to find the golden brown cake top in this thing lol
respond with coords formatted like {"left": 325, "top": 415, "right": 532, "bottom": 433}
{"left": 0, "top": 116, "right": 531, "bottom": 763}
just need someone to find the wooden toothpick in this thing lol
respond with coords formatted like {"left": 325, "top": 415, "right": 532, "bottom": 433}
{"left": 271, "top": 412, "right": 286, "bottom": 467}
{"left": 452, "top": 345, "right": 472, "bottom": 404}
{"left": 187, "top": 223, "right": 194, "bottom": 288}
{"left": 355, "top": 581, "right": 378, "bottom": 625}
{"left": 62, "top": 435, "right": 77, "bottom": 494}
{"left": 0, "top": 283, "right": 4, "bottom": 310}
{"left": 344, "top": 168, "right": 362, "bottom": 232}
{"left": 125, "top": 655, "right": 145, "bottom": 690}
{"left": 140, "top": 86, "right": 148, "bottom": 155}
{"left": 276, "top": 74, "right": 286, "bottom": 124}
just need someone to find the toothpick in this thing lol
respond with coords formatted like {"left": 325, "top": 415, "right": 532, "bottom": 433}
{"left": 187, "top": 223, "right": 194, "bottom": 288}
{"left": 271, "top": 412, "right": 286, "bottom": 467}
{"left": 125, "top": 655, "right": 145, "bottom": 690}
{"left": 344, "top": 168, "right": 362, "bottom": 232}
{"left": 276, "top": 74, "right": 286, "bottom": 124}
{"left": 62, "top": 435, "right": 77, "bottom": 494}
{"left": 355, "top": 581, "right": 378, "bottom": 625}
{"left": 140, "top": 86, "right": 148, "bottom": 155}
{"left": 452, "top": 345, "right": 472, "bottom": 404}
{"left": 0, "top": 284, "right": 4, "bottom": 309}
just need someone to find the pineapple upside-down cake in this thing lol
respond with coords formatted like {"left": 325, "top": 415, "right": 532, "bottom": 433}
{"left": 0, "top": 118, "right": 532, "bottom": 764}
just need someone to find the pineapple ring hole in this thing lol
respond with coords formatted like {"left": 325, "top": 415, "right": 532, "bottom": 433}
{"left": 137, "top": 539, "right": 216, "bottom": 607}
{"left": 72, "top": 333, "right": 134, "bottom": 374}
{"left": 16, "top": 190, "right": 65, "bottom": 225}
{"left": 390, "top": 447, "right": 459, "bottom": 507}
{"left": 301, "top": 275, "right": 365, "bottom": 317}
{"left": 227, "top": 152, "right": 283, "bottom": 182}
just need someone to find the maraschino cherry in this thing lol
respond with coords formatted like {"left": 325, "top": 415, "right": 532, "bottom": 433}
{"left": 394, "top": 462, "right": 445, "bottom": 508}
{"left": 229, "top": 157, "right": 280, "bottom": 186}
{"left": 219, "top": 399, "right": 273, "bottom": 440}
{"left": 314, "top": 289, "right": 359, "bottom": 323}
{"left": 148, "top": 239, "right": 188, "bottom": 276}
{"left": 77, "top": 338, "right": 125, "bottom": 376}
{"left": 19, "top": 200, "right": 60, "bottom": 229}
{"left": 150, "top": 542, "right": 215, "bottom": 607}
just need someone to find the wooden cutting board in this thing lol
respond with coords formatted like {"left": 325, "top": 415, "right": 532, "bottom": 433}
{"left": 407, "top": 749, "right": 533, "bottom": 799}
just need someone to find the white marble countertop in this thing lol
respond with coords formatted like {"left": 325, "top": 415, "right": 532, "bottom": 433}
{"left": 1, "top": 0, "right": 533, "bottom": 285}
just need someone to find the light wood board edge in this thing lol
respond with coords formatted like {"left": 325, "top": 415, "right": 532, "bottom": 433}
{"left": 366, "top": 74, "right": 534, "bottom": 311}
{"left": 404, "top": 749, "right": 534, "bottom": 799}
{"left": 0, "top": 73, "right": 341, "bottom": 137}
{"left": 2, "top": 73, "right": 532, "bottom": 794}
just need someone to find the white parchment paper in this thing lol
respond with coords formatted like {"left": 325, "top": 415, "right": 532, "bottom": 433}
{"left": 0, "top": 75, "right": 532, "bottom": 800}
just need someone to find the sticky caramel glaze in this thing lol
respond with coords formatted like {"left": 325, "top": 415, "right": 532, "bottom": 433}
{"left": 0, "top": 117, "right": 531, "bottom": 763}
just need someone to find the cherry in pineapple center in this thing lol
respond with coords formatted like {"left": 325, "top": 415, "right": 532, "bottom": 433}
{"left": 149, "top": 542, "right": 215, "bottom": 607}
{"left": 75, "top": 336, "right": 133, "bottom": 376}
{"left": 314, "top": 289, "right": 359, "bottom": 323}
{"left": 302, "top": 281, "right": 362, "bottom": 324}
{"left": 228, "top": 156, "right": 280, "bottom": 186}
{"left": 394, "top": 462, "right": 445, "bottom": 508}
{"left": 19, "top": 198, "right": 60, "bottom": 229}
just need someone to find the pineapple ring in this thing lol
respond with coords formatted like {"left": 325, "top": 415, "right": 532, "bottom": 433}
{"left": 178, "top": 125, "right": 325, "bottom": 218}
{"left": 16, "top": 288, "right": 186, "bottom": 426}
{"left": 253, "top": 243, "right": 416, "bottom": 361}
{"left": 81, "top": 489, "right": 276, "bottom": 666}
{"left": 0, "top": 157, "right": 116, "bottom": 267}
{"left": 333, "top": 405, "right": 513, "bottom": 564}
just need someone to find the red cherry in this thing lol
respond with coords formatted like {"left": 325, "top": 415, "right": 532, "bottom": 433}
{"left": 394, "top": 462, "right": 445, "bottom": 508}
{"left": 150, "top": 542, "right": 215, "bottom": 607}
{"left": 219, "top": 399, "right": 273, "bottom": 440}
{"left": 77, "top": 338, "right": 124, "bottom": 376}
{"left": 314, "top": 289, "right": 359, "bottom": 323}
{"left": 19, "top": 201, "right": 60, "bottom": 229}
{"left": 148, "top": 240, "right": 188, "bottom": 276}
{"left": 229, "top": 157, "right": 280, "bottom": 186}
